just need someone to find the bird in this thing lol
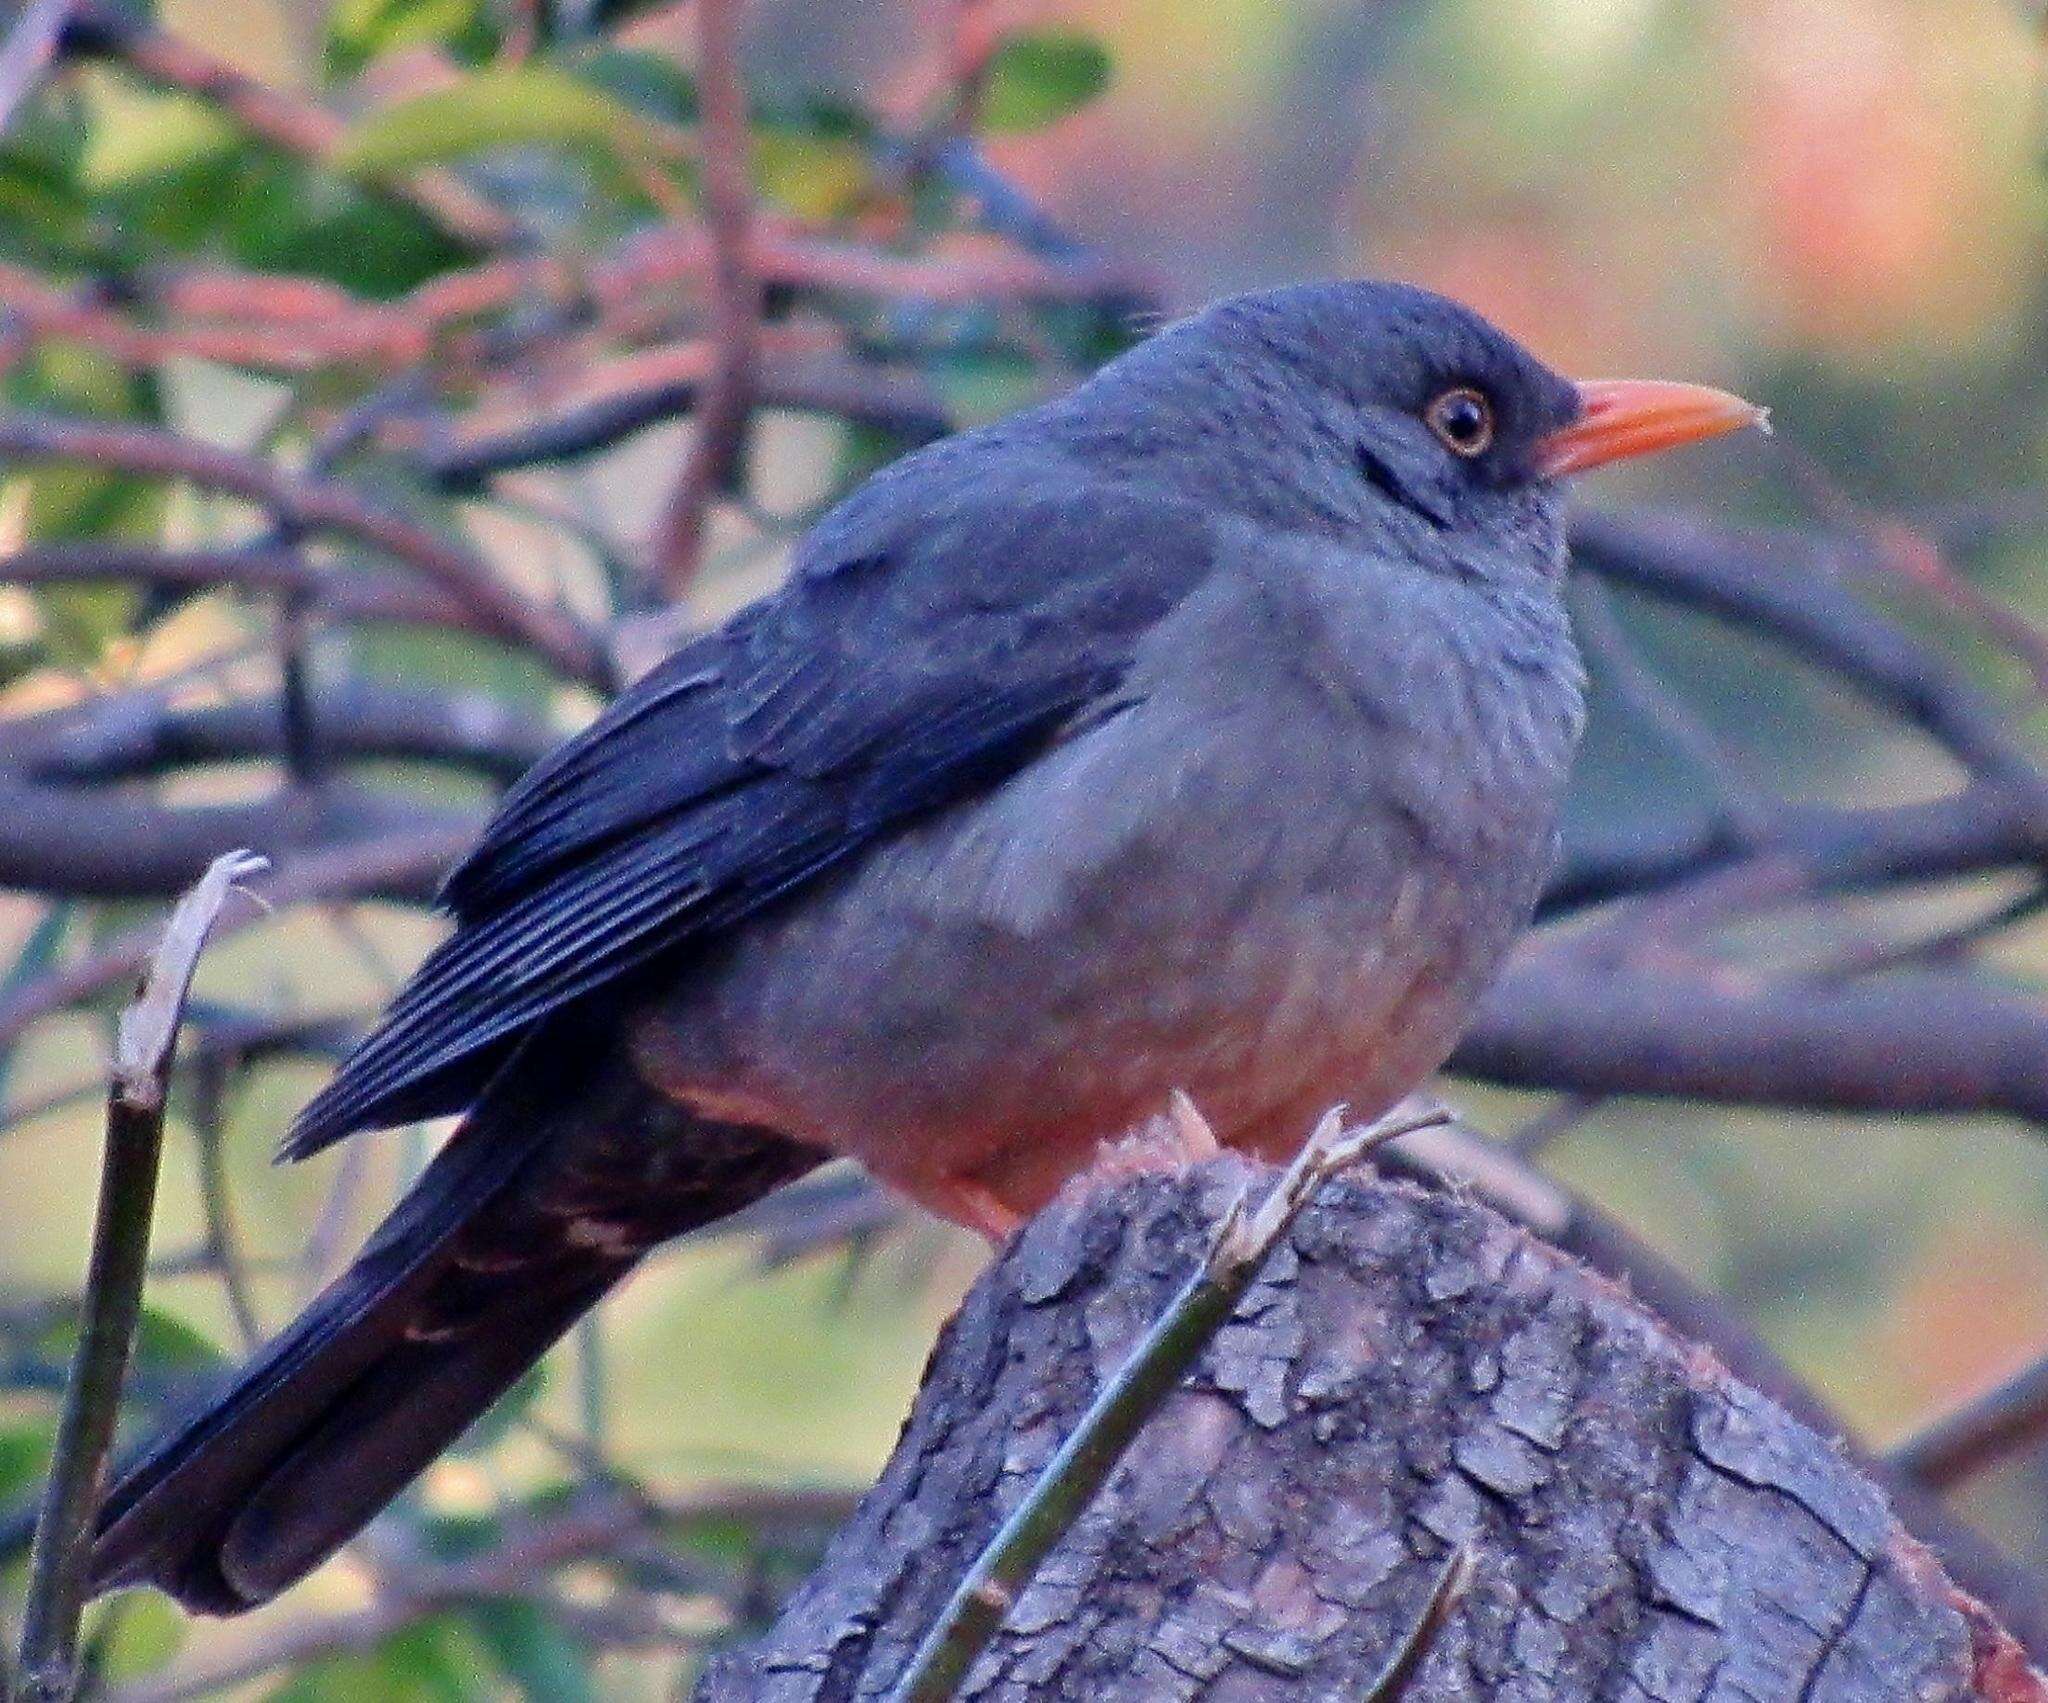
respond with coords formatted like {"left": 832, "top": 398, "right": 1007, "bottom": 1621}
{"left": 89, "top": 280, "right": 1762, "bottom": 1614}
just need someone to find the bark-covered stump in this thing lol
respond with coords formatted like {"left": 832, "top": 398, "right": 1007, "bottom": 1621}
{"left": 699, "top": 1159, "right": 2044, "bottom": 1702}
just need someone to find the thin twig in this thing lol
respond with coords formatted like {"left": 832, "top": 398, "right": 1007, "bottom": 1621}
{"left": 885, "top": 1103, "right": 1452, "bottom": 1703}
{"left": 1540, "top": 783, "right": 2048, "bottom": 921}
{"left": 0, "top": 540, "right": 483, "bottom": 632}
{"left": 1887, "top": 1350, "right": 2048, "bottom": 1492}
{"left": 1569, "top": 573, "right": 1777, "bottom": 837}
{"left": 1359, "top": 1546, "right": 1475, "bottom": 1701}
{"left": 1799, "top": 881, "right": 2048, "bottom": 983}
{"left": 13, "top": 678, "right": 555, "bottom": 787}
{"left": 0, "top": 0, "right": 75, "bottom": 133}
{"left": 0, "top": 827, "right": 469, "bottom": 1048}
{"left": 1503, "top": 1092, "right": 1606, "bottom": 1158}
{"left": 1572, "top": 510, "right": 2048, "bottom": 804}
{"left": 425, "top": 351, "right": 951, "bottom": 486}
{"left": 12, "top": 852, "right": 266, "bottom": 1703}
{"left": 0, "top": 414, "right": 604, "bottom": 682}
{"left": 186, "top": 1051, "right": 263, "bottom": 1350}
{"left": 648, "top": 0, "right": 759, "bottom": 600}
{"left": 103, "top": 1483, "right": 858, "bottom": 1703}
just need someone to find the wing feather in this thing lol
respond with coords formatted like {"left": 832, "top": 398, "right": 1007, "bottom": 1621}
{"left": 286, "top": 466, "right": 1217, "bottom": 1159}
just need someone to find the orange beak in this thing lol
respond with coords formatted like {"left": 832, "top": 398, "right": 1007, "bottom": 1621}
{"left": 1535, "top": 379, "right": 1768, "bottom": 479}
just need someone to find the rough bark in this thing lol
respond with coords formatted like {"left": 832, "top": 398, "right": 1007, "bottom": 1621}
{"left": 700, "top": 1161, "right": 2045, "bottom": 1702}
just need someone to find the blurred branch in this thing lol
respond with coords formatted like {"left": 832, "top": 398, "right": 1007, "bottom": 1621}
{"left": 185, "top": 1050, "right": 263, "bottom": 1350}
{"left": 0, "top": 0, "right": 73, "bottom": 132}
{"left": 0, "top": 776, "right": 477, "bottom": 905}
{"left": 1, "top": 223, "right": 1143, "bottom": 381}
{"left": 0, "top": 415, "right": 605, "bottom": 682}
{"left": 104, "top": 1482, "right": 859, "bottom": 1703}
{"left": 13, "top": 680, "right": 557, "bottom": 787}
{"left": 1572, "top": 510, "right": 2048, "bottom": 801}
{"left": 1, "top": 1009, "right": 361, "bottom": 1141}
{"left": 0, "top": 540, "right": 487, "bottom": 632}
{"left": 426, "top": 351, "right": 951, "bottom": 488}
{"left": 1540, "top": 785, "right": 2048, "bottom": 920}
{"left": 13, "top": 853, "right": 263, "bottom": 1703}
{"left": 0, "top": 826, "right": 470, "bottom": 1050}
{"left": 1888, "top": 1352, "right": 2048, "bottom": 1493}
{"left": 1453, "top": 960, "right": 2048, "bottom": 1126}
{"left": 1568, "top": 572, "right": 1775, "bottom": 835}
{"left": 53, "top": 1, "right": 515, "bottom": 247}
{"left": 648, "top": 0, "right": 759, "bottom": 599}
{"left": 1860, "top": 518, "right": 2048, "bottom": 702}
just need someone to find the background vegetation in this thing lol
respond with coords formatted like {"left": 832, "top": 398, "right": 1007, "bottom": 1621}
{"left": 0, "top": 0, "right": 2045, "bottom": 1694}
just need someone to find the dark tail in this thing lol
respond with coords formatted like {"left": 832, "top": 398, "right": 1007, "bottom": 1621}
{"left": 89, "top": 1042, "right": 822, "bottom": 1614}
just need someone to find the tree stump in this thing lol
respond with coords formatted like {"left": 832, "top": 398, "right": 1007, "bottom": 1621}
{"left": 699, "top": 1160, "right": 2045, "bottom": 1701}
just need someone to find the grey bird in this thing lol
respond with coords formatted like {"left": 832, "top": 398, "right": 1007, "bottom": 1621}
{"left": 88, "top": 280, "right": 1761, "bottom": 1613}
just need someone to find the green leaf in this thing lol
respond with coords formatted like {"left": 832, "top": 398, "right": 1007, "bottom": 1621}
{"left": 131, "top": 1304, "right": 233, "bottom": 1375}
{"left": 76, "top": 78, "right": 240, "bottom": 193}
{"left": 0, "top": 97, "right": 105, "bottom": 272}
{"left": 470, "top": 1601, "right": 595, "bottom": 1703}
{"left": 979, "top": 30, "right": 1112, "bottom": 132}
{"left": 928, "top": 343, "right": 1040, "bottom": 423}
{"left": 0, "top": 1418, "right": 55, "bottom": 1509}
{"left": 264, "top": 1619, "right": 489, "bottom": 1703}
{"left": 3, "top": 346, "right": 163, "bottom": 660}
{"left": 92, "top": 1591, "right": 188, "bottom": 1683}
{"left": 753, "top": 129, "right": 874, "bottom": 220}
{"left": 571, "top": 45, "right": 698, "bottom": 126}
{"left": 334, "top": 64, "right": 674, "bottom": 177}
{"left": 226, "top": 158, "right": 468, "bottom": 299}
{"left": 326, "top": 0, "right": 498, "bottom": 81}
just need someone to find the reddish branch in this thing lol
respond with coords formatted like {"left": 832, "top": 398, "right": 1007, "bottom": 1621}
{"left": 2, "top": 221, "right": 1143, "bottom": 381}
{"left": 647, "top": 0, "right": 761, "bottom": 597}
{"left": 0, "top": 414, "right": 605, "bottom": 682}
{"left": 1890, "top": 1353, "right": 2048, "bottom": 1494}
{"left": 0, "top": 540, "right": 488, "bottom": 632}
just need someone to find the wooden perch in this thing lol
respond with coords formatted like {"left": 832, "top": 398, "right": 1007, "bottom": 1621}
{"left": 700, "top": 1159, "right": 2046, "bottom": 1701}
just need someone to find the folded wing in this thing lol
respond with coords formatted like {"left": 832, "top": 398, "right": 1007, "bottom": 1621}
{"left": 286, "top": 466, "right": 1216, "bottom": 1158}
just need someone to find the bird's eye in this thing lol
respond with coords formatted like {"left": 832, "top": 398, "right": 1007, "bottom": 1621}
{"left": 1424, "top": 387, "right": 1494, "bottom": 458}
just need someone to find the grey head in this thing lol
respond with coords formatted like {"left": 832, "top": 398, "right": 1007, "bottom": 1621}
{"left": 1036, "top": 279, "right": 1588, "bottom": 591}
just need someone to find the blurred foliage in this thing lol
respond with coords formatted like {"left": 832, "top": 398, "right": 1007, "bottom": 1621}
{"left": 0, "top": 0, "right": 2043, "bottom": 1694}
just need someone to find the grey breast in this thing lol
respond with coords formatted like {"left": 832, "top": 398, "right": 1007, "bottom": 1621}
{"left": 638, "top": 514, "right": 1585, "bottom": 1186}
